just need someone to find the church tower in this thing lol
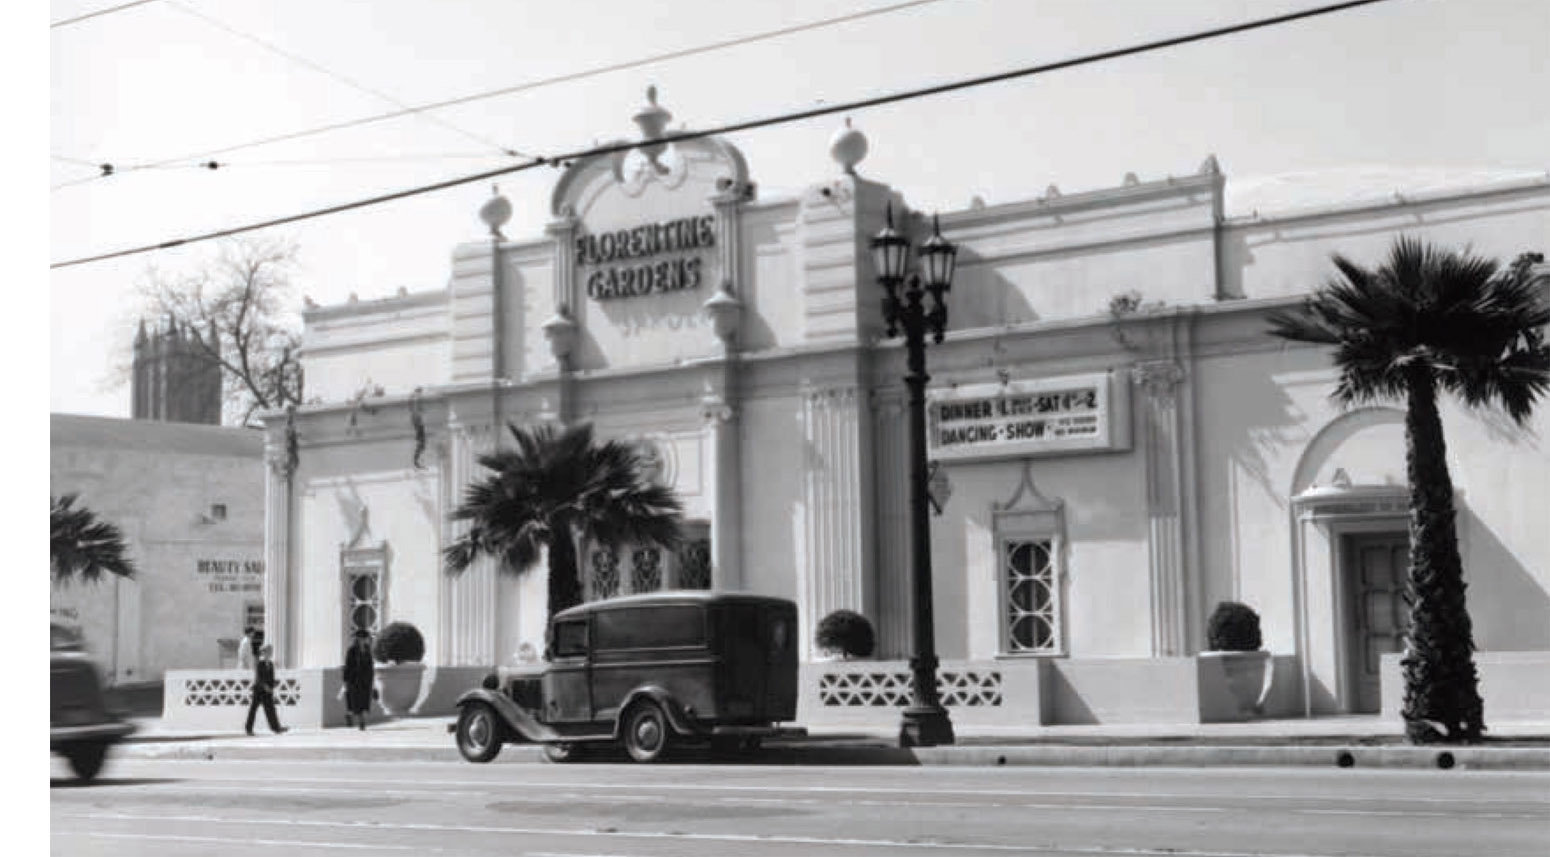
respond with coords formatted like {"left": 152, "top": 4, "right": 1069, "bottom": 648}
{"left": 132, "top": 317, "right": 223, "bottom": 424}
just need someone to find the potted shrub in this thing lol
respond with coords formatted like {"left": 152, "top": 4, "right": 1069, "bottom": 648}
{"left": 1200, "top": 601, "right": 1272, "bottom": 717}
{"left": 815, "top": 609, "right": 876, "bottom": 660}
{"left": 373, "top": 621, "right": 426, "bottom": 715}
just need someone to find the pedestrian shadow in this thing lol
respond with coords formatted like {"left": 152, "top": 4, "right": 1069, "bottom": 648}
{"left": 51, "top": 777, "right": 181, "bottom": 789}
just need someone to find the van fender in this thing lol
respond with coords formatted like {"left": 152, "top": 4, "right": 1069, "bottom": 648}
{"left": 614, "top": 686, "right": 700, "bottom": 739}
{"left": 455, "top": 688, "right": 559, "bottom": 744}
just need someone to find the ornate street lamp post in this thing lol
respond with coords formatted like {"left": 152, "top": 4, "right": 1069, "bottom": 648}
{"left": 872, "top": 203, "right": 957, "bottom": 747}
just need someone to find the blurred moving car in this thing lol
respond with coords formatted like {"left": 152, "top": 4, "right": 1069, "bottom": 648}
{"left": 50, "top": 623, "right": 136, "bottom": 780}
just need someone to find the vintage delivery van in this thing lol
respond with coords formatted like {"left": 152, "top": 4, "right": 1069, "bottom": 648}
{"left": 454, "top": 591, "right": 802, "bottom": 763}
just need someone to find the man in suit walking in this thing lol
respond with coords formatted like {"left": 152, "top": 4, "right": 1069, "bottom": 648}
{"left": 245, "top": 642, "right": 289, "bottom": 736}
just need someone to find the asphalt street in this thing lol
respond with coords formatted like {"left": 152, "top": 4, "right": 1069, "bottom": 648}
{"left": 52, "top": 756, "right": 1550, "bottom": 857}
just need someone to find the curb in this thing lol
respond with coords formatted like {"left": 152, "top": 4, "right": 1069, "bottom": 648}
{"left": 113, "top": 740, "right": 1550, "bottom": 770}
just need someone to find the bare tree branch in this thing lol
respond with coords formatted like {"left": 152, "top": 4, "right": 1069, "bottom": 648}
{"left": 127, "top": 236, "right": 305, "bottom": 425}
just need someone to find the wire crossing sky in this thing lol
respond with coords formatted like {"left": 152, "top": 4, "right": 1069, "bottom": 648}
{"left": 50, "top": 0, "right": 1397, "bottom": 270}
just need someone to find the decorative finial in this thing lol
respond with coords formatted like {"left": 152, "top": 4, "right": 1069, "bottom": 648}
{"left": 1198, "top": 154, "right": 1220, "bottom": 176}
{"left": 828, "top": 116, "right": 869, "bottom": 175}
{"left": 1123, "top": 172, "right": 1140, "bottom": 186}
{"left": 633, "top": 85, "right": 674, "bottom": 170}
{"left": 479, "top": 183, "right": 512, "bottom": 238}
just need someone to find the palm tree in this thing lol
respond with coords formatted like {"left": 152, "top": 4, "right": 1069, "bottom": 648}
{"left": 444, "top": 422, "right": 684, "bottom": 620}
{"left": 51, "top": 494, "right": 138, "bottom": 585}
{"left": 1268, "top": 239, "right": 1550, "bottom": 744}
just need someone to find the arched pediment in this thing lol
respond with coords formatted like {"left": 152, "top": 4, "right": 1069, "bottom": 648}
{"left": 1289, "top": 406, "right": 1405, "bottom": 496}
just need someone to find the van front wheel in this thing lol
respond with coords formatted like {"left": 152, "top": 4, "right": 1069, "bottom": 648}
{"left": 456, "top": 703, "right": 503, "bottom": 763}
{"left": 622, "top": 701, "right": 672, "bottom": 763}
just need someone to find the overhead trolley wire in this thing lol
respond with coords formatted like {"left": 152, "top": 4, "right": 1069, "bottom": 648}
{"left": 51, "top": 0, "right": 160, "bottom": 29}
{"left": 164, "top": 0, "right": 530, "bottom": 159}
{"left": 50, "top": 0, "right": 1398, "bottom": 270}
{"left": 116, "top": 0, "right": 952, "bottom": 175}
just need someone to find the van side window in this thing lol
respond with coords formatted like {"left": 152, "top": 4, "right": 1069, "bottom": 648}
{"left": 552, "top": 620, "right": 587, "bottom": 657}
{"left": 593, "top": 606, "right": 706, "bottom": 651}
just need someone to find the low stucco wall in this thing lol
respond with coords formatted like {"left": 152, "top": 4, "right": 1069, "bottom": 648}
{"left": 801, "top": 656, "right": 1309, "bottom": 728}
{"left": 1381, "top": 651, "right": 1550, "bottom": 723}
{"left": 164, "top": 666, "right": 492, "bottom": 729}
{"left": 799, "top": 659, "right": 1048, "bottom": 728}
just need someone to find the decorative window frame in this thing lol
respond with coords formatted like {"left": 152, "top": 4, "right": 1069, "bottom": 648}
{"left": 341, "top": 543, "right": 390, "bottom": 652}
{"left": 583, "top": 519, "right": 712, "bottom": 600}
{"left": 992, "top": 462, "right": 1068, "bottom": 657}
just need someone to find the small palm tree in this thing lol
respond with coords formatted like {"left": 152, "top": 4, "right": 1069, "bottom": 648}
{"left": 51, "top": 494, "right": 138, "bottom": 585}
{"left": 1268, "top": 239, "right": 1550, "bottom": 744}
{"left": 444, "top": 422, "right": 684, "bottom": 621}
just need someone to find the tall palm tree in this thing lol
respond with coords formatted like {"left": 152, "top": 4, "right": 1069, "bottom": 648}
{"left": 51, "top": 494, "right": 138, "bottom": 585}
{"left": 444, "top": 422, "right": 684, "bottom": 621}
{"left": 1268, "top": 239, "right": 1550, "bottom": 744}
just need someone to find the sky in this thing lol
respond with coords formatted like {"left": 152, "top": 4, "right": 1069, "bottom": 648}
{"left": 44, "top": 0, "right": 1550, "bottom": 418}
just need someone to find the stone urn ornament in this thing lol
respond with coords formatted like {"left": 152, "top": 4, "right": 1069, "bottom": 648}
{"left": 1201, "top": 601, "right": 1273, "bottom": 717}
{"left": 372, "top": 621, "right": 427, "bottom": 716}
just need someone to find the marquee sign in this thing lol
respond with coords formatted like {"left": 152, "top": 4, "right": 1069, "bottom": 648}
{"left": 926, "top": 372, "right": 1130, "bottom": 461}
{"left": 578, "top": 214, "right": 714, "bottom": 301}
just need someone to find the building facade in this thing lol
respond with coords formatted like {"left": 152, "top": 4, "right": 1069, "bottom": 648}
{"left": 261, "top": 91, "right": 1550, "bottom": 725}
{"left": 51, "top": 415, "right": 266, "bottom": 684}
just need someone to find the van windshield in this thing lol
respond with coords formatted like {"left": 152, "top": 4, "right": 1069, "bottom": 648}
{"left": 593, "top": 605, "right": 705, "bottom": 650}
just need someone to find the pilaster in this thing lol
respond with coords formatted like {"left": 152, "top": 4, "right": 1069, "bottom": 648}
{"left": 869, "top": 387, "right": 912, "bottom": 658}
{"left": 700, "top": 367, "right": 742, "bottom": 591}
{"left": 440, "top": 414, "right": 499, "bottom": 666}
{"left": 1134, "top": 359, "right": 1188, "bottom": 656}
{"left": 797, "top": 176, "right": 894, "bottom": 345}
{"left": 262, "top": 432, "right": 294, "bottom": 667}
{"left": 797, "top": 384, "right": 877, "bottom": 659}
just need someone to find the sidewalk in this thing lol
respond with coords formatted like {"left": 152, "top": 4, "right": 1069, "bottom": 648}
{"left": 115, "top": 714, "right": 1550, "bottom": 770}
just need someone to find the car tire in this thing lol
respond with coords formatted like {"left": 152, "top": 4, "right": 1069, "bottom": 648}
{"left": 621, "top": 701, "right": 672, "bottom": 764}
{"left": 66, "top": 743, "right": 108, "bottom": 781}
{"left": 455, "top": 703, "right": 503, "bottom": 764}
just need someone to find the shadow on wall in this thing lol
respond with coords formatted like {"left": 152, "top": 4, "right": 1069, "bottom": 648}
{"left": 1218, "top": 189, "right": 1550, "bottom": 301}
{"left": 736, "top": 214, "right": 780, "bottom": 350}
{"left": 1461, "top": 504, "right": 1550, "bottom": 651}
{"left": 946, "top": 243, "right": 1038, "bottom": 330}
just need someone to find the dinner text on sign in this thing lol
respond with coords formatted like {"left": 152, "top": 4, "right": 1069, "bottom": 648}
{"left": 934, "top": 389, "right": 1101, "bottom": 449}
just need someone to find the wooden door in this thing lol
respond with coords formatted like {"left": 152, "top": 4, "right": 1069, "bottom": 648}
{"left": 1346, "top": 533, "right": 1410, "bottom": 713}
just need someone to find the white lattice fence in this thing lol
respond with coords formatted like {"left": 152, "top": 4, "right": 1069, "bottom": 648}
{"left": 818, "top": 669, "right": 1003, "bottom": 707}
{"left": 182, "top": 675, "right": 302, "bottom": 708}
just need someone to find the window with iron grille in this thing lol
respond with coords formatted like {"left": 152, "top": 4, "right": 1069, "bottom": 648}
{"left": 994, "top": 472, "right": 1065, "bottom": 656}
{"left": 1002, "top": 538, "right": 1061, "bottom": 654}
{"left": 341, "top": 546, "right": 388, "bottom": 650}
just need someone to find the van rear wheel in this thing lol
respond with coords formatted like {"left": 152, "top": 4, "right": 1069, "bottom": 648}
{"left": 456, "top": 703, "right": 502, "bottom": 763}
{"left": 622, "top": 701, "right": 672, "bottom": 763}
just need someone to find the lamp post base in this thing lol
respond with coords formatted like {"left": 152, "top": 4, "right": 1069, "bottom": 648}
{"left": 899, "top": 705, "right": 956, "bottom": 747}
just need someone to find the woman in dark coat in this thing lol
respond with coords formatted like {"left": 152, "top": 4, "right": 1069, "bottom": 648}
{"left": 342, "top": 629, "right": 375, "bottom": 729}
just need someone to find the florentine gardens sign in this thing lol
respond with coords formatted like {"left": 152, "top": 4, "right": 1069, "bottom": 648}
{"left": 578, "top": 214, "right": 714, "bottom": 301}
{"left": 927, "top": 372, "right": 1131, "bottom": 461}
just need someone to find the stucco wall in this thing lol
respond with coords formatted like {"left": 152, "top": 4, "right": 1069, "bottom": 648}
{"left": 1221, "top": 181, "right": 1550, "bottom": 303}
{"left": 51, "top": 417, "right": 264, "bottom": 683}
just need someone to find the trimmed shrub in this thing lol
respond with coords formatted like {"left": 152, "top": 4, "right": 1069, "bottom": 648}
{"left": 373, "top": 621, "right": 425, "bottom": 664}
{"left": 1206, "top": 601, "right": 1262, "bottom": 652}
{"left": 815, "top": 609, "right": 876, "bottom": 659}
